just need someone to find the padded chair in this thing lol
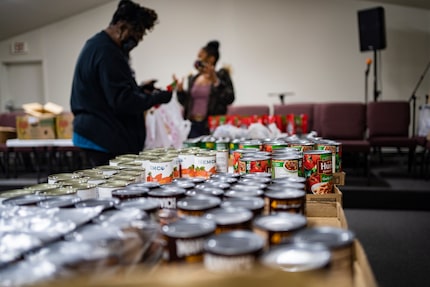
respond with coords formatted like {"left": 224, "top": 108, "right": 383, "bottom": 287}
{"left": 226, "top": 105, "right": 270, "bottom": 116}
{"left": 367, "top": 101, "right": 417, "bottom": 172}
{"left": 273, "top": 103, "right": 315, "bottom": 132}
{"left": 0, "top": 111, "right": 24, "bottom": 177}
{"left": 318, "top": 102, "right": 370, "bottom": 177}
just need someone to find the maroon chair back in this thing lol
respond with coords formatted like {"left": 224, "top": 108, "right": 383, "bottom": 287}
{"left": 319, "top": 102, "right": 367, "bottom": 140}
{"left": 0, "top": 111, "right": 26, "bottom": 128}
{"left": 273, "top": 103, "right": 315, "bottom": 131}
{"left": 367, "top": 101, "right": 410, "bottom": 138}
{"left": 226, "top": 105, "right": 270, "bottom": 116}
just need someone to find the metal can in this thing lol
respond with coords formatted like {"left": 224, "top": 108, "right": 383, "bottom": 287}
{"left": 262, "top": 140, "right": 288, "bottom": 153}
{"left": 116, "top": 197, "right": 160, "bottom": 221}
{"left": 47, "top": 173, "right": 81, "bottom": 184}
{"left": 271, "top": 153, "right": 303, "bottom": 179}
{"left": 303, "top": 150, "right": 333, "bottom": 194}
{"left": 147, "top": 187, "right": 186, "bottom": 209}
{"left": 291, "top": 226, "right": 355, "bottom": 281}
{"left": 147, "top": 159, "right": 174, "bottom": 185}
{"left": 264, "top": 188, "right": 307, "bottom": 215}
{"left": 288, "top": 140, "right": 315, "bottom": 152}
{"left": 215, "top": 149, "right": 229, "bottom": 173}
{"left": 200, "top": 136, "right": 216, "bottom": 150}
{"left": 162, "top": 217, "right": 216, "bottom": 262}
{"left": 232, "top": 148, "right": 259, "bottom": 174}
{"left": 178, "top": 151, "right": 196, "bottom": 178}
{"left": 260, "top": 243, "right": 331, "bottom": 273}
{"left": 239, "top": 139, "right": 262, "bottom": 150}
{"left": 203, "top": 230, "right": 265, "bottom": 273}
{"left": 253, "top": 213, "right": 307, "bottom": 246}
{"left": 194, "top": 152, "right": 217, "bottom": 179}
{"left": 203, "top": 207, "right": 253, "bottom": 234}
{"left": 97, "top": 180, "right": 129, "bottom": 199}
{"left": 215, "top": 138, "right": 230, "bottom": 151}
{"left": 316, "top": 140, "right": 342, "bottom": 173}
{"left": 240, "top": 155, "right": 271, "bottom": 174}
{"left": 111, "top": 186, "right": 149, "bottom": 201}
{"left": 221, "top": 197, "right": 265, "bottom": 218}
{"left": 177, "top": 195, "right": 222, "bottom": 217}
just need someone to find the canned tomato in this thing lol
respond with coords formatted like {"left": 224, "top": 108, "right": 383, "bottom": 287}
{"left": 316, "top": 140, "right": 342, "bottom": 173}
{"left": 303, "top": 150, "right": 333, "bottom": 194}
{"left": 288, "top": 140, "right": 315, "bottom": 152}
{"left": 194, "top": 152, "right": 217, "bottom": 179}
{"left": 240, "top": 155, "right": 270, "bottom": 174}
{"left": 253, "top": 213, "right": 307, "bottom": 246}
{"left": 203, "top": 230, "right": 265, "bottom": 273}
{"left": 271, "top": 154, "right": 303, "bottom": 179}
{"left": 162, "top": 217, "right": 216, "bottom": 262}
{"left": 47, "top": 173, "right": 80, "bottom": 184}
{"left": 178, "top": 151, "right": 195, "bottom": 178}
{"left": 232, "top": 148, "right": 259, "bottom": 174}
{"left": 262, "top": 140, "right": 288, "bottom": 153}
{"left": 163, "top": 156, "right": 180, "bottom": 179}
{"left": 147, "top": 159, "right": 174, "bottom": 185}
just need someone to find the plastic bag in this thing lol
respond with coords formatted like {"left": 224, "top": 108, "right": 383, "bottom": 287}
{"left": 144, "top": 94, "right": 191, "bottom": 149}
{"left": 418, "top": 105, "right": 430, "bottom": 137}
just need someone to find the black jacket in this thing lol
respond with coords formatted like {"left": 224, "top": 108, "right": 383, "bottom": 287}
{"left": 70, "top": 31, "right": 160, "bottom": 155}
{"left": 177, "top": 68, "right": 235, "bottom": 121}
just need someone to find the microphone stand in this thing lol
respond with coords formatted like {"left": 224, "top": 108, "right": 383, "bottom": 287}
{"left": 409, "top": 60, "right": 430, "bottom": 137}
{"left": 365, "top": 63, "right": 371, "bottom": 104}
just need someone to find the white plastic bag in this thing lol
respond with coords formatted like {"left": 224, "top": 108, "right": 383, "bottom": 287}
{"left": 144, "top": 94, "right": 191, "bottom": 149}
{"left": 418, "top": 105, "right": 430, "bottom": 137}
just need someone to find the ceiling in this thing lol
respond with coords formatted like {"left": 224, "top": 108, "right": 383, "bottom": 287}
{"left": 0, "top": 0, "right": 429, "bottom": 42}
{"left": 0, "top": 0, "right": 114, "bottom": 41}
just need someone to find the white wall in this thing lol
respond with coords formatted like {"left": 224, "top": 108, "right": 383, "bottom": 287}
{"left": 0, "top": 0, "right": 429, "bottom": 114}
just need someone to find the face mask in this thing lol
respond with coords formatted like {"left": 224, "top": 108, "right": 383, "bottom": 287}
{"left": 194, "top": 60, "right": 205, "bottom": 70}
{"left": 121, "top": 37, "right": 138, "bottom": 53}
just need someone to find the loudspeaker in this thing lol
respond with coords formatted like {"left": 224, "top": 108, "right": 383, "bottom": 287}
{"left": 358, "top": 7, "right": 386, "bottom": 52}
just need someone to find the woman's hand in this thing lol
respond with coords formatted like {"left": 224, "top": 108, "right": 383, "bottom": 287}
{"left": 172, "top": 74, "right": 184, "bottom": 92}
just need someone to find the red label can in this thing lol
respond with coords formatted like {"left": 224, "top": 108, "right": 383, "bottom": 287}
{"left": 303, "top": 150, "right": 333, "bottom": 194}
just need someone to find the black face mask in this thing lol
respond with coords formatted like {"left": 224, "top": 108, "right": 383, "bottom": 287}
{"left": 194, "top": 60, "right": 205, "bottom": 70}
{"left": 121, "top": 37, "right": 138, "bottom": 53}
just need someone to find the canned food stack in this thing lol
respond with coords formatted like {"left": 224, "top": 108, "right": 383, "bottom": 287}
{"left": 0, "top": 135, "right": 352, "bottom": 286}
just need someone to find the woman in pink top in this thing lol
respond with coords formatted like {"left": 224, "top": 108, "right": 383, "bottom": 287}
{"left": 176, "top": 40, "right": 235, "bottom": 138}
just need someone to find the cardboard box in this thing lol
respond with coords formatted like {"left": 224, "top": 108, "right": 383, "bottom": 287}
{"left": 0, "top": 126, "right": 16, "bottom": 144}
{"left": 55, "top": 112, "right": 73, "bottom": 139}
{"left": 22, "top": 102, "right": 63, "bottom": 119}
{"left": 333, "top": 171, "right": 345, "bottom": 185}
{"left": 306, "top": 185, "right": 343, "bottom": 206}
{"left": 16, "top": 115, "right": 56, "bottom": 139}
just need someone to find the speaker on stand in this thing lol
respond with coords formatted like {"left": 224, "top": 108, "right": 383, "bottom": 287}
{"left": 358, "top": 6, "right": 386, "bottom": 102}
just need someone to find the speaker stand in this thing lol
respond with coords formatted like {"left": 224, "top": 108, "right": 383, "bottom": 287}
{"left": 373, "top": 49, "right": 381, "bottom": 102}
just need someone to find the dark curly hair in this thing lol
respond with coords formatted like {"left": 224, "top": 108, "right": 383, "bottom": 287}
{"left": 110, "top": 0, "right": 158, "bottom": 33}
{"left": 203, "top": 40, "right": 220, "bottom": 64}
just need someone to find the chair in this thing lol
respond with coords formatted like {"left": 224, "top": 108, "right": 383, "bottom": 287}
{"left": 318, "top": 102, "right": 370, "bottom": 177}
{"left": 226, "top": 105, "right": 270, "bottom": 116}
{"left": 367, "top": 101, "right": 417, "bottom": 172}
{"left": 273, "top": 103, "right": 315, "bottom": 132}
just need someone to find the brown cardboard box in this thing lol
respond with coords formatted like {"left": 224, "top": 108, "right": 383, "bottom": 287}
{"left": 22, "top": 102, "right": 63, "bottom": 118}
{"left": 306, "top": 185, "right": 343, "bottom": 206}
{"left": 16, "top": 115, "right": 56, "bottom": 139}
{"left": 55, "top": 112, "right": 74, "bottom": 139}
{"left": 0, "top": 126, "right": 16, "bottom": 143}
{"left": 333, "top": 171, "right": 345, "bottom": 185}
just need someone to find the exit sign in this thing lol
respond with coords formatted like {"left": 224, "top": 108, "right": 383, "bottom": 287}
{"left": 10, "top": 41, "right": 28, "bottom": 54}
